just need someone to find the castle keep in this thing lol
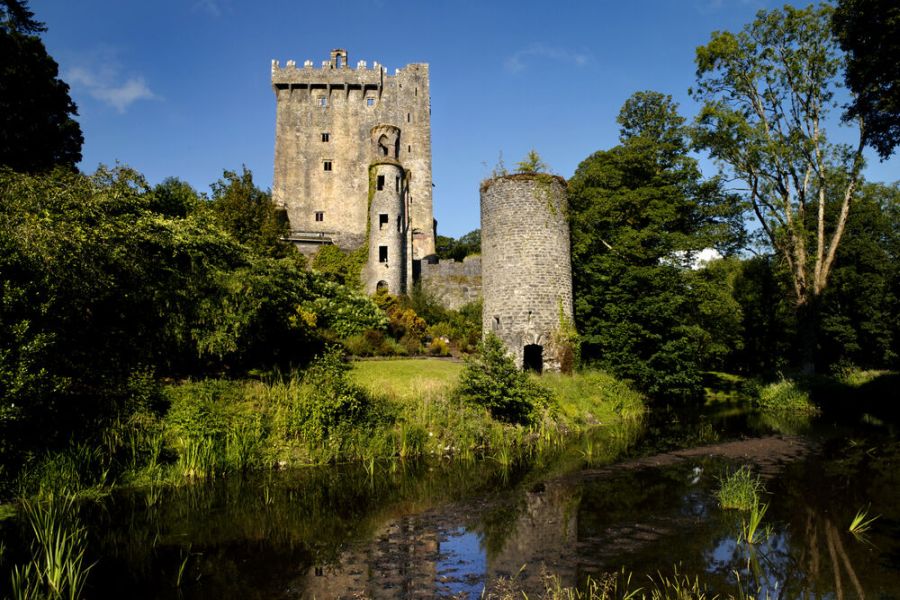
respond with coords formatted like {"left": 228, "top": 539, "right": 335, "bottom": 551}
{"left": 271, "top": 49, "right": 435, "bottom": 294}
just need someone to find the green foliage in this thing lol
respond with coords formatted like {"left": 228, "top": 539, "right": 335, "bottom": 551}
{"left": 716, "top": 466, "right": 764, "bottom": 511}
{"left": 10, "top": 494, "right": 93, "bottom": 600}
{"left": 569, "top": 91, "right": 742, "bottom": 400}
{"left": 0, "top": 2, "right": 83, "bottom": 173}
{"left": 514, "top": 149, "right": 549, "bottom": 174}
{"left": 817, "top": 183, "right": 900, "bottom": 370}
{"left": 310, "top": 244, "right": 365, "bottom": 288}
{"left": 0, "top": 165, "right": 386, "bottom": 475}
{"left": 457, "top": 335, "right": 553, "bottom": 425}
{"left": 756, "top": 378, "right": 818, "bottom": 415}
{"left": 286, "top": 348, "right": 375, "bottom": 444}
{"left": 208, "top": 166, "right": 292, "bottom": 259}
{"left": 434, "top": 229, "right": 481, "bottom": 261}
{"left": 849, "top": 506, "right": 879, "bottom": 540}
{"left": 833, "top": 0, "right": 900, "bottom": 159}
{"left": 692, "top": 4, "right": 866, "bottom": 371}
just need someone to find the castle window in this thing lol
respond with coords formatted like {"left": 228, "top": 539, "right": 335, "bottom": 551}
{"left": 379, "top": 213, "right": 388, "bottom": 230}
{"left": 366, "top": 97, "right": 375, "bottom": 107}
{"left": 315, "top": 211, "right": 324, "bottom": 222}
{"left": 397, "top": 215, "right": 401, "bottom": 232}
{"left": 395, "top": 177, "right": 400, "bottom": 192}
{"left": 493, "top": 316, "right": 501, "bottom": 331}
{"left": 321, "top": 132, "right": 330, "bottom": 142}
{"left": 379, "top": 246, "right": 388, "bottom": 263}
{"left": 377, "top": 175, "right": 384, "bottom": 190}
{"left": 407, "top": 113, "right": 411, "bottom": 122}
{"left": 408, "top": 145, "right": 411, "bottom": 153}
{"left": 323, "top": 160, "right": 332, "bottom": 171}
{"left": 318, "top": 96, "right": 327, "bottom": 107}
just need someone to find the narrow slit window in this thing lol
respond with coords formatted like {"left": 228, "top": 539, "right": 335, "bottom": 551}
{"left": 395, "top": 177, "right": 400, "bottom": 191}
{"left": 323, "top": 160, "right": 332, "bottom": 171}
{"left": 366, "top": 97, "right": 375, "bottom": 107}
{"left": 379, "top": 246, "right": 388, "bottom": 263}
{"left": 321, "top": 132, "right": 330, "bottom": 142}
{"left": 493, "top": 316, "right": 501, "bottom": 330}
{"left": 377, "top": 175, "right": 384, "bottom": 190}
{"left": 378, "top": 213, "right": 388, "bottom": 230}
{"left": 407, "top": 113, "right": 411, "bottom": 122}
{"left": 408, "top": 145, "right": 411, "bottom": 153}
{"left": 315, "top": 211, "right": 324, "bottom": 222}
{"left": 396, "top": 215, "right": 401, "bottom": 232}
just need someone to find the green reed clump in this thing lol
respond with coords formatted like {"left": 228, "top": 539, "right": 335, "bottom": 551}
{"left": 10, "top": 494, "right": 94, "bottom": 600}
{"left": 739, "top": 500, "right": 770, "bottom": 545}
{"left": 849, "top": 505, "right": 879, "bottom": 542}
{"left": 716, "top": 466, "right": 764, "bottom": 511}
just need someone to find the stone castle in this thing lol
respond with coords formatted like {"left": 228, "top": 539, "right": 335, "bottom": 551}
{"left": 271, "top": 49, "right": 434, "bottom": 295}
{"left": 272, "top": 50, "right": 573, "bottom": 372}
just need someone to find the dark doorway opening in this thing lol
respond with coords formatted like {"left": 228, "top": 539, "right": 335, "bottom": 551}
{"left": 523, "top": 344, "right": 543, "bottom": 373}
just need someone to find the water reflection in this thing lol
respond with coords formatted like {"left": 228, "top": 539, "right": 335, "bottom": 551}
{"left": 5, "top": 405, "right": 900, "bottom": 598}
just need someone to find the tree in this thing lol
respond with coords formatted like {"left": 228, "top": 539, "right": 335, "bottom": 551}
{"left": 833, "top": 0, "right": 900, "bottom": 159}
{"left": 0, "top": 0, "right": 83, "bottom": 172}
{"left": 569, "top": 91, "right": 741, "bottom": 399}
{"left": 691, "top": 4, "right": 865, "bottom": 369}
{"left": 208, "top": 167, "right": 292, "bottom": 259}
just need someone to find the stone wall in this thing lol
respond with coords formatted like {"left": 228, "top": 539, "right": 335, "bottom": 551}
{"left": 419, "top": 256, "right": 482, "bottom": 310}
{"left": 480, "top": 174, "right": 573, "bottom": 372}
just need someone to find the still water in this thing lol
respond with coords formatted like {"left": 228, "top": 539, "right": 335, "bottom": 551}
{"left": 7, "top": 398, "right": 900, "bottom": 598}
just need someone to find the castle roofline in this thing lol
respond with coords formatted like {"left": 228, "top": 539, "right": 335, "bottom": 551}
{"left": 271, "top": 56, "right": 428, "bottom": 87}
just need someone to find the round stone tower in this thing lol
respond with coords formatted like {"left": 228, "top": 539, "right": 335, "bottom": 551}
{"left": 480, "top": 174, "right": 574, "bottom": 373}
{"left": 366, "top": 124, "right": 408, "bottom": 294}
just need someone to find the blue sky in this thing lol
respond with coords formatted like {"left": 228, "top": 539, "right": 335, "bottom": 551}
{"left": 36, "top": 0, "right": 899, "bottom": 238}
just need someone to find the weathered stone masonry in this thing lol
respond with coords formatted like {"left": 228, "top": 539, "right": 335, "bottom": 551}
{"left": 481, "top": 175, "right": 574, "bottom": 373}
{"left": 271, "top": 49, "right": 434, "bottom": 293}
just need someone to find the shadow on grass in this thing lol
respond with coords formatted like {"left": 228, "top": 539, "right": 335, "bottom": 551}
{"left": 808, "top": 372, "right": 900, "bottom": 425}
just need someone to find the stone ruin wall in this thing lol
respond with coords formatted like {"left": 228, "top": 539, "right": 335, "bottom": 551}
{"left": 419, "top": 255, "right": 482, "bottom": 310}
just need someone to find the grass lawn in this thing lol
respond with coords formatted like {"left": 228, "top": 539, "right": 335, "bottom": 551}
{"left": 350, "top": 358, "right": 464, "bottom": 401}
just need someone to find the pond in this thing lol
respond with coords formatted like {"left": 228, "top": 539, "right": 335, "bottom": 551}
{"left": 4, "top": 396, "right": 900, "bottom": 598}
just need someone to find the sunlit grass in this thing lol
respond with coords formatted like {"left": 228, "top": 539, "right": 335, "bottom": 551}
{"left": 849, "top": 506, "right": 879, "bottom": 541}
{"left": 350, "top": 358, "right": 463, "bottom": 401}
{"left": 716, "top": 466, "right": 764, "bottom": 511}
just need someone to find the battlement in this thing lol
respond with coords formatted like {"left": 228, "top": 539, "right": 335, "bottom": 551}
{"left": 271, "top": 49, "right": 427, "bottom": 88}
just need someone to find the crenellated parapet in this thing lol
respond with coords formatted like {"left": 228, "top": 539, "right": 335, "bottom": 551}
{"left": 271, "top": 48, "right": 427, "bottom": 91}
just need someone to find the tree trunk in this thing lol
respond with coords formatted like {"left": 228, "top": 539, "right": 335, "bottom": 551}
{"left": 796, "top": 296, "right": 820, "bottom": 374}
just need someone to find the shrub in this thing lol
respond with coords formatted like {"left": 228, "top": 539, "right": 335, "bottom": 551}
{"left": 428, "top": 337, "right": 450, "bottom": 356}
{"left": 456, "top": 335, "right": 553, "bottom": 425}
{"left": 291, "top": 347, "right": 375, "bottom": 443}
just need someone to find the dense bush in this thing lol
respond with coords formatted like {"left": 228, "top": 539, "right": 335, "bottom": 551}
{"left": 456, "top": 335, "right": 554, "bottom": 425}
{"left": 0, "top": 166, "right": 389, "bottom": 473}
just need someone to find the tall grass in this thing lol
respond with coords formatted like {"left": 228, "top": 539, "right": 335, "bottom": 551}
{"left": 755, "top": 379, "right": 818, "bottom": 415}
{"left": 716, "top": 466, "right": 764, "bottom": 511}
{"left": 10, "top": 494, "right": 94, "bottom": 600}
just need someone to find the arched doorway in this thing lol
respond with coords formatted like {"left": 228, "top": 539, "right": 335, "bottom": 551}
{"left": 523, "top": 344, "right": 543, "bottom": 373}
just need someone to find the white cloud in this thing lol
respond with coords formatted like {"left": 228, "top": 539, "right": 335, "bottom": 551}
{"left": 66, "top": 54, "right": 158, "bottom": 114}
{"left": 194, "top": 0, "right": 228, "bottom": 17}
{"left": 504, "top": 44, "right": 591, "bottom": 74}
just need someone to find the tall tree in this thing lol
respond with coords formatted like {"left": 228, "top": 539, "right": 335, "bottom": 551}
{"left": 0, "top": 0, "right": 83, "bottom": 172}
{"left": 833, "top": 0, "right": 900, "bottom": 159}
{"left": 570, "top": 91, "right": 741, "bottom": 399}
{"left": 691, "top": 4, "right": 865, "bottom": 369}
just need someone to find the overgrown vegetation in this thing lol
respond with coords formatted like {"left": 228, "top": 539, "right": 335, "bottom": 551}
{"left": 716, "top": 466, "right": 764, "bottom": 511}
